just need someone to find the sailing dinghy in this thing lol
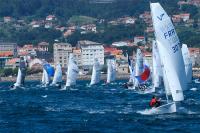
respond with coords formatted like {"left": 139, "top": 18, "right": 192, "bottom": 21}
{"left": 13, "top": 57, "right": 26, "bottom": 89}
{"left": 148, "top": 2, "right": 187, "bottom": 114}
{"left": 181, "top": 44, "right": 192, "bottom": 83}
{"left": 90, "top": 58, "right": 101, "bottom": 85}
{"left": 106, "top": 59, "right": 116, "bottom": 84}
{"left": 64, "top": 53, "right": 79, "bottom": 89}
{"left": 51, "top": 63, "right": 62, "bottom": 86}
{"left": 41, "top": 62, "right": 54, "bottom": 87}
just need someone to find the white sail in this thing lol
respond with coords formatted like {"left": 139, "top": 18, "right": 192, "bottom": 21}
{"left": 14, "top": 68, "right": 22, "bottom": 87}
{"left": 134, "top": 49, "right": 143, "bottom": 87}
{"left": 42, "top": 68, "right": 50, "bottom": 85}
{"left": 181, "top": 44, "right": 192, "bottom": 83}
{"left": 90, "top": 58, "right": 101, "bottom": 85}
{"left": 51, "top": 64, "right": 62, "bottom": 85}
{"left": 151, "top": 3, "right": 187, "bottom": 102}
{"left": 106, "top": 59, "right": 116, "bottom": 83}
{"left": 135, "top": 49, "right": 143, "bottom": 76}
{"left": 14, "top": 59, "right": 26, "bottom": 87}
{"left": 152, "top": 40, "right": 162, "bottom": 88}
{"left": 65, "top": 53, "right": 79, "bottom": 87}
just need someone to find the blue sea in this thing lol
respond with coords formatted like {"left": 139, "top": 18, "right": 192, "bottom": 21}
{"left": 0, "top": 80, "right": 200, "bottom": 133}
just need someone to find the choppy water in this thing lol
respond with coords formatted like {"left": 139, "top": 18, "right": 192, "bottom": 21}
{"left": 0, "top": 80, "right": 200, "bottom": 133}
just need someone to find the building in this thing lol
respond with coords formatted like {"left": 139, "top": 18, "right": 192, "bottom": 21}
{"left": 72, "top": 48, "right": 82, "bottom": 67}
{"left": 134, "top": 36, "right": 145, "bottom": 44}
{"left": 38, "top": 42, "right": 49, "bottom": 51}
{"left": 78, "top": 40, "right": 104, "bottom": 67}
{"left": 5, "top": 58, "right": 20, "bottom": 69}
{"left": 0, "top": 42, "right": 18, "bottom": 57}
{"left": 53, "top": 43, "right": 72, "bottom": 68}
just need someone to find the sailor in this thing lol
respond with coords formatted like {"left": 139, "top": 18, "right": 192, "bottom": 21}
{"left": 149, "top": 96, "right": 161, "bottom": 108}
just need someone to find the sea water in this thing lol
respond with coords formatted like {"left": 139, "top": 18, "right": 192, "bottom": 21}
{"left": 0, "top": 80, "right": 200, "bottom": 133}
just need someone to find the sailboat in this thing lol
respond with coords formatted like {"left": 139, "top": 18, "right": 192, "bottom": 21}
{"left": 181, "top": 44, "right": 192, "bottom": 83}
{"left": 90, "top": 58, "right": 101, "bottom": 85}
{"left": 127, "top": 49, "right": 143, "bottom": 89}
{"left": 51, "top": 63, "right": 62, "bottom": 86}
{"left": 106, "top": 59, "right": 116, "bottom": 84}
{"left": 65, "top": 53, "right": 79, "bottom": 88}
{"left": 13, "top": 57, "right": 26, "bottom": 89}
{"left": 152, "top": 40, "right": 163, "bottom": 90}
{"left": 41, "top": 62, "right": 54, "bottom": 86}
{"left": 149, "top": 2, "right": 187, "bottom": 114}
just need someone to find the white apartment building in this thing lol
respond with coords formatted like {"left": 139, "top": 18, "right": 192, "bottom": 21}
{"left": 53, "top": 43, "right": 72, "bottom": 68}
{"left": 78, "top": 40, "right": 104, "bottom": 67}
{"left": 0, "top": 42, "right": 18, "bottom": 57}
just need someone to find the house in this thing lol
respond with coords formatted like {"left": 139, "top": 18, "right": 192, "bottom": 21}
{"left": 180, "top": 13, "right": 190, "bottom": 22}
{"left": 4, "top": 16, "right": 12, "bottom": 23}
{"left": 5, "top": 58, "right": 20, "bottom": 69}
{"left": 134, "top": 36, "right": 145, "bottom": 44}
{"left": 46, "top": 15, "right": 56, "bottom": 21}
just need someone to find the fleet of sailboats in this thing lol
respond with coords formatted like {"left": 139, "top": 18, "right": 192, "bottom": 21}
{"left": 7, "top": 2, "right": 198, "bottom": 115}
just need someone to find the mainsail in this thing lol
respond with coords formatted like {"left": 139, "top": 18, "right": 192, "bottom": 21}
{"left": 151, "top": 2, "right": 187, "bottom": 102}
{"left": 181, "top": 44, "right": 192, "bottom": 83}
{"left": 134, "top": 49, "right": 143, "bottom": 87}
{"left": 42, "top": 68, "right": 50, "bottom": 85}
{"left": 90, "top": 58, "right": 101, "bottom": 85}
{"left": 51, "top": 63, "right": 62, "bottom": 85}
{"left": 106, "top": 59, "right": 116, "bottom": 83}
{"left": 14, "top": 58, "right": 26, "bottom": 87}
{"left": 152, "top": 40, "right": 162, "bottom": 88}
{"left": 65, "top": 53, "right": 79, "bottom": 87}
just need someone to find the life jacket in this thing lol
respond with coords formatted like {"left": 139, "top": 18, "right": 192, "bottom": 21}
{"left": 150, "top": 98, "right": 157, "bottom": 107}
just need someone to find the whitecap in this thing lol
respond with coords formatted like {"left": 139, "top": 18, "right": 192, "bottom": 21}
{"left": 41, "top": 95, "right": 47, "bottom": 98}
{"left": 190, "top": 88, "right": 198, "bottom": 91}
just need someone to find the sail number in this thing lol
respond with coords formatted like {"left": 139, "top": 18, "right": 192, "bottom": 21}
{"left": 172, "top": 44, "right": 178, "bottom": 53}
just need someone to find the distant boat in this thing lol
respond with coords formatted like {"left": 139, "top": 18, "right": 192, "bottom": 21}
{"left": 65, "top": 53, "right": 79, "bottom": 88}
{"left": 134, "top": 49, "right": 144, "bottom": 87}
{"left": 90, "top": 58, "right": 101, "bottom": 85}
{"left": 149, "top": 2, "right": 187, "bottom": 114}
{"left": 181, "top": 44, "right": 192, "bottom": 83}
{"left": 127, "top": 50, "right": 151, "bottom": 92}
{"left": 106, "top": 59, "right": 116, "bottom": 84}
{"left": 41, "top": 62, "right": 54, "bottom": 86}
{"left": 51, "top": 63, "right": 62, "bottom": 86}
{"left": 13, "top": 57, "right": 26, "bottom": 89}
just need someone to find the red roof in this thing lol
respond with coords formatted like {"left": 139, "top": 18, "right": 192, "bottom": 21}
{"left": 6, "top": 58, "right": 19, "bottom": 65}
{"left": 0, "top": 51, "right": 13, "bottom": 57}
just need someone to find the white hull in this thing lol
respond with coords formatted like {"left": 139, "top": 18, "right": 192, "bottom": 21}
{"left": 139, "top": 102, "right": 176, "bottom": 115}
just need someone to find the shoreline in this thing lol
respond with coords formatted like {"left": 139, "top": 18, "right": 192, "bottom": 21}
{"left": 0, "top": 73, "right": 130, "bottom": 82}
{"left": 1, "top": 71, "right": 200, "bottom": 82}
